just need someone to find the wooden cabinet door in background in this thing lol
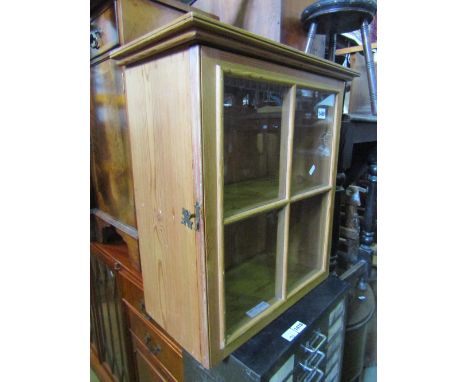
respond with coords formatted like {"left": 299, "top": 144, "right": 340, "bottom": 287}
{"left": 91, "top": 57, "right": 136, "bottom": 229}
{"left": 91, "top": 242, "right": 185, "bottom": 381}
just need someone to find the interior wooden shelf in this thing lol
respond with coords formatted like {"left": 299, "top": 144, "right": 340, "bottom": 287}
{"left": 224, "top": 110, "right": 282, "bottom": 123}
{"left": 290, "top": 184, "right": 331, "bottom": 201}
{"left": 224, "top": 176, "right": 280, "bottom": 219}
{"left": 224, "top": 251, "right": 320, "bottom": 335}
{"left": 224, "top": 251, "right": 276, "bottom": 335}
{"left": 287, "top": 261, "right": 321, "bottom": 293}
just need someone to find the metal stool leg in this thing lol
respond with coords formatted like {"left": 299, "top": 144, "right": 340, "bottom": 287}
{"left": 360, "top": 155, "right": 377, "bottom": 249}
{"left": 359, "top": 150, "right": 377, "bottom": 276}
{"left": 304, "top": 22, "right": 318, "bottom": 54}
{"left": 360, "top": 19, "right": 377, "bottom": 115}
{"left": 330, "top": 171, "right": 346, "bottom": 273}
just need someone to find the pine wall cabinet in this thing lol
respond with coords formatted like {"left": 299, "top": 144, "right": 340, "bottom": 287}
{"left": 111, "top": 12, "right": 357, "bottom": 368}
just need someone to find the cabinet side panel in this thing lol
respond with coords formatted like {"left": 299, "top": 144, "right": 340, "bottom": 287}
{"left": 124, "top": 48, "right": 206, "bottom": 361}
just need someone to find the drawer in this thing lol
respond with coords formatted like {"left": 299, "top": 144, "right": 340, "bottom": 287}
{"left": 127, "top": 304, "right": 183, "bottom": 381}
{"left": 120, "top": 271, "right": 146, "bottom": 315}
{"left": 90, "top": 2, "right": 119, "bottom": 59}
{"left": 133, "top": 336, "right": 168, "bottom": 382}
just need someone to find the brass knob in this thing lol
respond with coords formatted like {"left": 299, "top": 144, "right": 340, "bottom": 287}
{"left": 143, "top": 332, "right": 152, "bottom": 345}
{"left": 90, "top": 27, "right": 102, "bottom": 50}
{"left": 143, "top": 332, "right": 161, "bottom": 355}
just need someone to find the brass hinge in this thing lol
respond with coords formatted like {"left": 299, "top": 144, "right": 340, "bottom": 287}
{"left": 181, "top": 202, "right": 201, "bottom": 231}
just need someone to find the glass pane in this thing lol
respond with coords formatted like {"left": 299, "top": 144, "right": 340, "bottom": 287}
{"left": 287, "top": 193, "right": 328, "bottom": 291}
{"left": 224, "top": 209, "right": 280, "bottom": 336}
{"left": 91, "top": 256, "right": 130, "bottom": 381}
{"left": 223, "top": 76, "right": 289, "bottom": 218}
{"left": 291, "top": 88, "right": 336, "bottom": 195}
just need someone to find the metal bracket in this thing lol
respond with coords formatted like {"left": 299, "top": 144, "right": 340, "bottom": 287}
{"left": 181, "top": 202, "right": 201, "bottom": 231}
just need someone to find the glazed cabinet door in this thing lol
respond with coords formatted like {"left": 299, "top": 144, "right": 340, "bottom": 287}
{"left": 91, "top": 251, "right": 133, "bottom": 382}
{"left": 201, "top": 47, "right": 345, "bottom": 363}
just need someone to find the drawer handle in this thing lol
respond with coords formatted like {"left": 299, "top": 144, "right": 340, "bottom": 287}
{"left": 298, "top": 363, "right": 324, "bottom": 382}
{"left": 143, "top": 332, "right": 162, "bottom": 355}
{"left": 304, "top": 331, "right": 327, "bottom": 353}
{"left": 90, "top": 27, "right": 102, "bottom": 50}
{"left": 303, "top": 350, "right": 325, "bottom": 369}
{"left": 139, "top": 300, "right": 152, "bottom": 320}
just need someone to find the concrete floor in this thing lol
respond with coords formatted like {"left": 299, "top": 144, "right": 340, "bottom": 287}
{"left": 91, "top": 366, "right": 377, "bottom": 381}
{"left": 92, "top": 367, "right": 377, "bottom": 381}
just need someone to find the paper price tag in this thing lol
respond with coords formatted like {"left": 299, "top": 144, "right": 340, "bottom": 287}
{"left": 281, "top": 321, "right": 307, "bottom": 342}
{"left": 309, "top": 164, "right": 316, "bottom": 175}
{"left": 246, "top": 301, "right": 270, "bottom": 318}
{"left": 317, "top": 107, "right": 326, "bottom": 119}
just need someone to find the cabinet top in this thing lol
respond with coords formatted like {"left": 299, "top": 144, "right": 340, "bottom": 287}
{"left": 110, "top": 12, "right": 358, "bottom": 81}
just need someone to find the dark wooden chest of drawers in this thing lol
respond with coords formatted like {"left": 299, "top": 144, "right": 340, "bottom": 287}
{"left": 91, "top": 242, "right": 184, "bottom": 381}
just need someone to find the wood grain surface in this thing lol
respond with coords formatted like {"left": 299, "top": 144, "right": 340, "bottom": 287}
{"left": 193, "top": 0, "right": 326, "bottom": 54}
{"left": 118, "top": 0, "right": 186, "bottom": 44}
{"left": 194, "top": 0, "right": 282, "bottom": 42}
{"left": 90, "top": 58, "right": 137, "bottom": 228}
{"left": 124, "top": 46, "right": 209, "bottom": 366}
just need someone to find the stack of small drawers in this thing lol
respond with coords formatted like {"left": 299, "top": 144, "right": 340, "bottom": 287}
{"left": 294, "top": 331, "right": 327, "bottom": 381}
{"left": 324, "top": 300, "right": 346, "bottom": 382}
{"left": 290, "top": 300, "right": 346, "bottom": 382}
